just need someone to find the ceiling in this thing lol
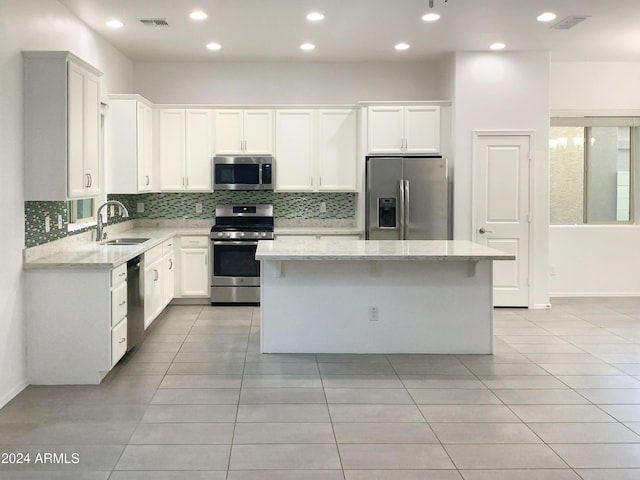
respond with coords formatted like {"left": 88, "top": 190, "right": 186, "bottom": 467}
{"left": 59, "top": 0, "right": 640, "bottom": 63}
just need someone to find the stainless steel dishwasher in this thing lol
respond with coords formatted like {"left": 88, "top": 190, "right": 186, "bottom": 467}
{"left": 127, "top": 255, "right": 145, "bottom": 351}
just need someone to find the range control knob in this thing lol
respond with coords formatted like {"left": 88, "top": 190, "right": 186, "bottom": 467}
{"left": 261, "top": 232, "right": 267, "bottom": 238}
{"left": 239, "top": 232, "right": 245, "bottom": 238}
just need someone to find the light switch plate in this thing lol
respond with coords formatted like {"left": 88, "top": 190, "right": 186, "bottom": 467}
{"left": 44, "top": 215, "right": 50, "bottom": 233}
{"left": 195, "top": 202, "right": 203, "bottom": 214}
{"left": 110, "top": 205, "right": 115, "bottom": 217}
{"left": 137, "top": 202, "right": 144, "bottom": 213}
{"left": 57, "top": 215, "right": 63, "bottom": 229}
{"left": 319, "top": 201, "right": 327, "bottom": 213}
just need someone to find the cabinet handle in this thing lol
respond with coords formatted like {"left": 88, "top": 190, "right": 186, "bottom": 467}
{"left": 118, "top": 272, "right": 126, "bottom": 278}
{"left": 319, "top": 176, "right": 322, "bottom": 187}
{"left": 154, "top": 269, "right": 159, "bottom": 281}
{"left": 310, "top": 176, "right": 313, "bottom": 187}
{"left": 145, "top": 175, "right": 150, "bottom": 186}
{"left": 119, "top": 300, "right": 126, "bottom": 307}
{"left": 204, "top": 255, "right": 207, "bottom": 265}
{"left": 119, "top": 338, "right": 126, "bottom": 344}
{"left": 85, "top": 173, "right": 91, "bottom": 188}
{"left": 168, "top": 259, "right": 173, "bottom": 270}
{"left": 186, "top": 176, "right": 189, "bottom": 187}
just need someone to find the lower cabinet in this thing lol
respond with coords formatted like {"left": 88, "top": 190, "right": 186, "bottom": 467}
{"left": 176, "top": 235, "right": 210, "bottom": 298}
{"left": 143, "top": 244, "right": 164, "bottom": 329}
{"left": 25, "top": 263, "right": 129, "bottom": 384}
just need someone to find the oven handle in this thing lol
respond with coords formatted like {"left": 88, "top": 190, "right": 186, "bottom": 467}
{"left": 212, "top": 241, "right": 259, "bottom": 246}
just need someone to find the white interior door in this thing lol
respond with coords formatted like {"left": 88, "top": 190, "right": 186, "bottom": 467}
{"left": 475, "top": 133, "right": 531, "bottom": 307}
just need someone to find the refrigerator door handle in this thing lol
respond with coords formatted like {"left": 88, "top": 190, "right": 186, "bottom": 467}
{"left": 399, "top": 180, "right": 405, "bottom": 240}
{"left": 404, "top": 179, "right": 410, "bottom": 239}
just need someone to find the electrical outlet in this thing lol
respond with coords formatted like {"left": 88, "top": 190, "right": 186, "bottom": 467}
{"left": 137, "top": 202, "right": 144, "bottom": 213}
{"left": 319, "top": 201, "right": 327, "bottom": 213}
{"left": 369, "top": 306, "right": 379, "bottom": 321}
{"left": 110, "top": 205, "right": 115, "bottom": 217}
{"left": 195, "top": 202, "right": 203, "bottom": 214}
{"left": 57, "top": 215, "right": 63, "bottom": 229}
{"left": 44, "top": 215, "right": 50, "bottom": 233}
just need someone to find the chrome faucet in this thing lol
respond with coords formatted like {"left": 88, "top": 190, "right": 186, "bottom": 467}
{"left": 96, "top": 200, "right": 129, "bottom": 241}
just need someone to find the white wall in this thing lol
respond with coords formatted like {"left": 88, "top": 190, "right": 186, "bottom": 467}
{"left": 134, "top": 61, "right": 446, "bottom": 104}
{"left": 453, "top": 51, "right": 551, "bottom": 308}
{"left": 549, "top": 226, "right": 640, "bottom": 296}
{"left": 0, "top": 0, "right": 133, "bottom": 407}
{"left": 549, "top": 60, "right": 640, "bottom": 296}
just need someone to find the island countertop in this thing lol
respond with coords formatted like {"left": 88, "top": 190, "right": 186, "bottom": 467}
{"left": 256, "top": 239, "right": 515, "bottom": 262}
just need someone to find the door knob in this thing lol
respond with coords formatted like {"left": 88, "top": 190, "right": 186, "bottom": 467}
{"left": 479, "top": 227, "right": 493, "bottom": 234}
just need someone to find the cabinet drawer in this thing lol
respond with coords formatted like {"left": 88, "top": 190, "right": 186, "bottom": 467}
{"left": 111, "top": 282, "right": 127, "bottom": 327}
{"left": 145, "top": 244, "right": 163, "bottom": 264}
{"left": 162, "top": 238, "right": 175, "bottom": 256}
{"left": 111, "top": 317, "right": 128, "bottom": 367}
{"left": 181, "top": 236, "right": 208, "bottom": 248}
{"left": 111, "top": 263, "right": 127, "bottom": 286}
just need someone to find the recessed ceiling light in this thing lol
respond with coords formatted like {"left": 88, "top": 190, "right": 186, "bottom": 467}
{"left": 300, "top": 43, "right": 315, "bottom": 51}
{"left": 306, "top": 12, "right": 324, "bottom": 22}
{"left": 537, "top": 12, "right": 557, "bottom": 22}
{"left": 106, "top": 19, "right": 124, "bottom": 29}
{"left": 395, "top": 43, "right": 410, "bottom": 51}
{"left": 490, "top": 42, "right": 506, "bottom": 50}
{"left": 206, "top": 42, "right": 221, "bottom": 51}
{"left": 422, "top": 13, "right": 441, "bottom": 22}
{"left": 190, "top": 11, "right": 208, "bottom": 21}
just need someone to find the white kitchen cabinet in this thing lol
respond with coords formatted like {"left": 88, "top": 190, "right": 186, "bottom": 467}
{"left": 215, "top": 109, "right": 273, "bottom": 154}
{"left": 317, "top": 109, "right": 357, "bottom": 191}
{"left": 177, "top": 236, "right": 210, "bottom": 297}
{"left": 23, "top": 51, "right": 103, "bottom": 200}
{"left": 275, "top": 110, "right": 315, "bottom": 191}
{"left": 25, "top": 264, "right": 127, "bottom": 384}
{"left": 275, "top": 108, "right": 357, "bottom": 192}
{"left": 143, "top": 244, "right": 164, "bottom": 329}
{"left": 158, "top": 109, "right": 214, "bottom": 191}
{"left": 108, "top": 95, "right": 154, "bottom": 193}
{"left": 367, "top": 105, "right": 440, "bottom": 154}
{"left": 162, "top": 238, "right": 175, "bottom": 308}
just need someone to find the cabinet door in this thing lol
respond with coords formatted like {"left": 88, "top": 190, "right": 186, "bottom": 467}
{"left": 143, "top": 260, "right": 163, "bottom": 329}
{"left": 158, "top": 109, "right": 186, "bottom": 191}
{"left": 367, "top": 106, "right": 404, "bottom": 154}
{"left": 275, "top": 110, "right": 315, "bottom": 191}
{"left": 243, "top": 110, "right": 273, "bottom": 154}
{"left": 137, "top": 103, "right": 153, "bottom": 191}
{"left": 180, "top": 248, "right": 209, "bottom": 296}
{"left": 214, "top": 110, "right": 244, "bottom": 154}
{"left": 317, "top": 109, "right": 357, "bottom": 191}
{"left": 404, "top": 105, "right": 440, "bottom": 154}
{"left": 163, "top": 253, "right": 175, "bottom": 307}
{"left": 67, "top": 61, "right": 86, "bottom": 198}
{"left": 185, "top": 109, "right": 213, "bottom": 191}
{"left": 83, "top": 72, "right": 101, "bottom": 195}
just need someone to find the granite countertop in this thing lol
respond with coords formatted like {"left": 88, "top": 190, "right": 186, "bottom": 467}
{"left": 274, "top": 226, "right": 363, "bottom": 236}
{"left": 23, "top": 227, "right": 210, "bottom": 270}
{"left": 256, "top": 239, "right": 516, "bottom": 261}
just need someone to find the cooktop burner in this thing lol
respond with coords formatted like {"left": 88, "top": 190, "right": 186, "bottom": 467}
{"left": 211, "top": 204, "right": 274, "bottom": 240}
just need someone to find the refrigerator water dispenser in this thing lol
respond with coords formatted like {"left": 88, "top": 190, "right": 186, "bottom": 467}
{"left": 378, "top": 198, "right": 397, "bottom": 228}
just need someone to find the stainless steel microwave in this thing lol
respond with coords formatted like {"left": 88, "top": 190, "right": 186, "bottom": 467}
{"left": 213, "top": 155, "right": 275, "bottom": 191}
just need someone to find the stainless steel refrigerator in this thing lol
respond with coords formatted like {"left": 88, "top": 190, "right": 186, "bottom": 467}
{"left": 366, "top": 156, "right": 450, "bottom": 240}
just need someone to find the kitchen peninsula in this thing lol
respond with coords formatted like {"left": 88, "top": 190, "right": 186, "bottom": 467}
{"left": 256, "top": 239, "right": 515, "bottom": 354}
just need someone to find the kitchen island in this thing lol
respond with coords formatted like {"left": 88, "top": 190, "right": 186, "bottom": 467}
{"left": 256, "top": 239, "right": 515, "bottom": 354}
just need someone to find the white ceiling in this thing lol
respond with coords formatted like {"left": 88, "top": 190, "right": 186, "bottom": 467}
{"left": 59, "top": 0, "right": 640, "bottom": 63}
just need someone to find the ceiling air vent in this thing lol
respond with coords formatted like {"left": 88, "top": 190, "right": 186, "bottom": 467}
{"left": 139, "top": 18, "right": 169, "bottom": 27}
{"left": 551, "top": 16, "right": 590, "bottom": 30}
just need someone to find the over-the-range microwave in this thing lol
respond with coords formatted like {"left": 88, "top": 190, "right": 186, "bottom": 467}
{"left": 213, "top": 155, "right": 274, "bottom": 191}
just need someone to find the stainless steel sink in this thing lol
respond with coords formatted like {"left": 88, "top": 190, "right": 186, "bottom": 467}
{"left": 101, "top": 238, "right": 150, "bottom": 246}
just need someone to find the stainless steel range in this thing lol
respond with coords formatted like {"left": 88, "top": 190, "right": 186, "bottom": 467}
{"left": 210, "top": 204, "right": 274, "bottom": 304}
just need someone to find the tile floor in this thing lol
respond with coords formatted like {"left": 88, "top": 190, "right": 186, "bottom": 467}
{"left": 1, "top": 297, "right": 640, "bottom": 479}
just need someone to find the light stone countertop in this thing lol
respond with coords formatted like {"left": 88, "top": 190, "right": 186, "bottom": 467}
{"left": 274, "top": 226, "right": 363, "bottom": 236}
{"left": 255, "top": 239, "right": 516, "bottom": 261}
{"left": 23, "top": 227, "right": 210, "bottom": 270}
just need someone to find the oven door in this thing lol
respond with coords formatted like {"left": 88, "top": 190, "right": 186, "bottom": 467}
{"left": 211, "top": 240, "right": 260, "bottom": 287}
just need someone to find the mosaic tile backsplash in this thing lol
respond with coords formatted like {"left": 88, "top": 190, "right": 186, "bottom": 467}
{"left": 25, "top": 192, "right": 356, "bottom": 247}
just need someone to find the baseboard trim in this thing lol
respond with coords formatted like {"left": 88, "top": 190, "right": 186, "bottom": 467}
{"left": 533, "top": 303, "right": 552, "bottom": 310}
{"left": 0, "top": 380, "right": 28, "bottom": 409}
{"left": 550, "top": 292, "right": 640, "bottom": 298}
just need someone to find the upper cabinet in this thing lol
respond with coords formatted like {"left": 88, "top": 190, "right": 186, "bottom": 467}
{"left": 214, "top": 109, "right": 273, "bottom": 155}
{"left": 367, "top": 105, "right": 440, "bottom": 155}
{"left": 275, "top": 108, "right": 357, "bottom": 192}
{"left": 23, "top": 51, "right": 103, "bottom": 200}
{"left": 108, "top": 95, "right": 154, "bottom": 194}
{"left": 157, "top": 109, "right": 214, "bottom": 192}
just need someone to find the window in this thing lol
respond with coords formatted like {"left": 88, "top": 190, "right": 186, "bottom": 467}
{"left": 67, "top": 198, "right": 95, "bottom": 227}
{"left": 550, "top": 118, "right": 635, "bottom": 225}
